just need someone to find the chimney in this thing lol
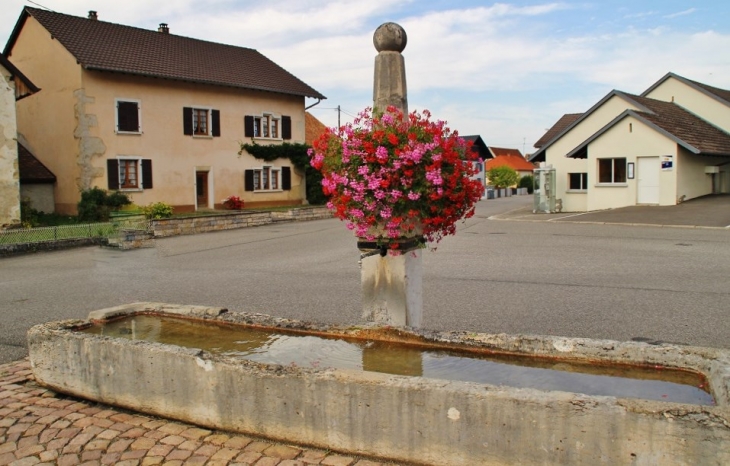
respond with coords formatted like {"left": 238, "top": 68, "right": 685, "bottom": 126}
{"left": 158, "top": 23, "right": 169, "bottom": 34}
{"left": 88, "top": 11, "right": 98, "bottom": 20}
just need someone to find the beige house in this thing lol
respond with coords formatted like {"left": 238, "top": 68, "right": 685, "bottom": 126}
{"left": 530, "top": 73, "right": 730, "bottom": 212}
{"left": 4, "top": 7, "right": 325, "bottom": 214}
{"left": 0, "top": 53, "right": 38, "bottom": 227}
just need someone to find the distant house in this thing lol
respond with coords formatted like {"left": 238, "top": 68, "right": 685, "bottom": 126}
{"left": 305, "top": 112, "right": 328, "bottom": 146}
{"left": 18, "top": 143, "right": 56, "bottom": 214}
{"left": 486, "top": 147, "right": 535, "bottom": 183}
{"left": 0, "top": 53, "right": 39, "bottom": 227}
{"left": 4, "top": 7, "right": 326, "bottom": 214}
{"left": 462, "top": 135, "right": 489, "bottom": 189}
{"left": 529, "top": 72, "right": 730, "bottom": 212}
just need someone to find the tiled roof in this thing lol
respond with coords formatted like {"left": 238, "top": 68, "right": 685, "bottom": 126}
{"left": 0, "top": 54, "right": 39, "bottom": 99}
{"left": 533, "top": 113, "right": 582, "bottom": 149}
{"left": 461, "top": 135, "right": 491, "bottom": 160}
{"left": 489, "top": 146, "right": 523, "bottom": 158}
{"left": 626, "top": 94, "right": 730, "bottom": 156}
{"left": 567, "top": 94, "right": 730, "bottom": 158}
{"left": 642, "top": 72, "right": 730, "bottom": 107}
{"left": 305, "top": 112, "right": 328, "bottom": 145}
{"left": 7, "top": 7, "right": 325, "bottom": 99}
{"left": 18, "top": 143, "right": 56, "bottom": 183}
{"left": 687, "top": 79, "right": 730, "bottom": 106}
{"left": 485, "top": 154, "right": 535, "bottom": 172}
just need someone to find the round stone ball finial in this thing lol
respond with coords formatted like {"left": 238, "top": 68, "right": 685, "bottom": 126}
{"left": 373, "top": 22, "right": 407, "bottom": 53}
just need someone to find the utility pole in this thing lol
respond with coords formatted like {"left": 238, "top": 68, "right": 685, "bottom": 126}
{"left": 337, "top": 105, "right": 341, "bottom": 129}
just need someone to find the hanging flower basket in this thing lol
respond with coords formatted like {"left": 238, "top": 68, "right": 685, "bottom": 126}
{"left": 309, "top": 106, "right": 484, "bottom": 252}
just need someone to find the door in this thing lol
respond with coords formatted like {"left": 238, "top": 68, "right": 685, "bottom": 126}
{"left": 196, "top": 172, "right": 209, "bottom": 209}
{"left": 637, "top": 157, "right": 660, "bottom": 204}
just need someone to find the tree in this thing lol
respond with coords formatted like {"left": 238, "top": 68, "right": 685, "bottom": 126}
{"left": 519, "top": 175, "right": 534, "bottom": 194}
{"left": 487, "top": 166, "right": 519, "bottom": 189}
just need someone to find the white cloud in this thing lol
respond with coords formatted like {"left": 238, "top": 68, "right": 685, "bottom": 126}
{"left": 664, "top": 8, "right": 696, "bottom": 19}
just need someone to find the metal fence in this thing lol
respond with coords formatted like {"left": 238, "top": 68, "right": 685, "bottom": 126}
{"left": 0, "top": 218, "right": 150, "bottom": 246}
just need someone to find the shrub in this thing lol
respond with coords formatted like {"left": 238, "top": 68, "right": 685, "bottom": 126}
{"left": 20, "top": 197, "right": 41, "bottom": 227}
{"left": 142, "top": 202, "right": 173, "bottom": 219}
{"left": 222, "top": 196, "right": 244, "bottom": 210}
{"left": 77, "top": 188, "right": 131, "bottom": 222}
{"left": 519, "top": 175, "right": 534, "bottom": 194}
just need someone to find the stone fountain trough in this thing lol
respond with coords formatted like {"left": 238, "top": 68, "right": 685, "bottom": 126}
{"left": 27, "top": 302, "right": 730, "bottom": 465}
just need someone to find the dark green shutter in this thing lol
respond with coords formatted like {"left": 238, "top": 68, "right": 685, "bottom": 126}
{"left": 282, "top": 167, "right": 291, "bottom": 190}
{"left": 282, "top": 116, "right": 292, "bottom": 140}
{"left": 183, "top": 107, "right": 193, "bottom": 135}
{"left": 212, "top": 110, "right": 220, "bottom": 137}
{"left": 141, "top": 159, "right": 153, "bottom": 189}
{"left": 107, "top": 159, "right": 119, "bottom": 189}
{"left": 244, "top": 170, "right": 254, "bottom": 191}
{"left": 244, "top": 116, "right": 254, "bottom": 137}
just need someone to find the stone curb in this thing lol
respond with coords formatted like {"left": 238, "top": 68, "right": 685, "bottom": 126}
{"left": 0, "top": 359, "right": 406, "bottom": 466}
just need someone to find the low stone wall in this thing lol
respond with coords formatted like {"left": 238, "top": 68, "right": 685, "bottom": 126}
{"left": 150, "top": 212, "right": 272, "bottom": 238}
{"left": 151, "top": 207, "right": 332, "bottom": 238}
{"left": 270, "top": 206, "right": 333, "bottom": 222}
{"left": 28, "top": 302, "right": 730, "bottom": 466}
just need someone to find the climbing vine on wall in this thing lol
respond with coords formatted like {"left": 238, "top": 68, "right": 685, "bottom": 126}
{"left": 239, "top": 141, "right": 326, "bottom": 205}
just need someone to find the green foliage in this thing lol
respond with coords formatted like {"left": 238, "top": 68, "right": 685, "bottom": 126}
{"left": 142, "top": 202, "right": 174, "bottom": 219}
{"left": 20, "top": 197, "right": 40, "bottom": 227}
{"left": 77, "top": 188, "right": 132, "bottom": 222}
{"left": 487, "top": 166, "right": 520, "bottom": 189}
{"left": 239, "top": 140, "right": 327, "bottom": 205}
{"left": 519, "top": 175, "right": 535, "bottom": 194}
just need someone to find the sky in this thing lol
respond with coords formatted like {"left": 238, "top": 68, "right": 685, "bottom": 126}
{"left": 2, "top": 0, "right": 729, "bottom": 155}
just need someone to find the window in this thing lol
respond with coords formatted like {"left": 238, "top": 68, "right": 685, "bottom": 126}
{"left": 598, "top": 158, "right": 627, "bottom": 183}
{"left": 116, "top": 99, "right": 140, "bottom": 133}
{"left": 253, "top": 114, "right": 278, "bottom": 138}
{"left": 568, "top": 173, "right": 588, "bottom": 190}
{"left": 107, "top": 159, "right": 153, "bottom": 190}
{"left": 193, "top": 108, "right": 208, "bottom": 135}
{"left": 119, "top": 160, "right": 138, "bottom": 188}
{"left": 183, "top": 107, "right": 220, "bottom": 137}
{"left": 245, "top": 166, "right": 292, "bottom": 192}
{"left": 245, "top": 115, "right": 292, "bottom": 140}
{"left": 251, "top": 166, "right": 280, "bottom": 191}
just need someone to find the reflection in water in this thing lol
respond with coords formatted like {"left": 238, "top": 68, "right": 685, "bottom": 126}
{"left": 82, "top": 315, "right": 714, "bottom": 405}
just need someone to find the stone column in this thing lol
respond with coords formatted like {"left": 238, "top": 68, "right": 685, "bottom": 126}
{"left": 373, "top": 22, "right": 408, "bottom": 114}
{"left": 361, "top": 23, "right": 422, "bottom": 328}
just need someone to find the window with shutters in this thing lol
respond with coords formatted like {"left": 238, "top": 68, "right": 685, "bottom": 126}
{"left": 107, "top": 158, "right": 152, "bottom": 191}
{"left": 245, "top": 166, "right": 290, "bottom": 192}
{"left": 251, "top": 166, "right": 281, "bottom": 191}
{"left": 253, "top": 114, "right": 280, "bottom": 139}
{"left": 245, "top": 114, "right": 290, "bottom": 140}
{"left": 116, "top": 99, "right": 141, "bottom": 133}
{"left": 119, "top": 159, "right": 139, "bottom": 188}
{"left": 183, "top": 107, "right": 220, "bottom": 137}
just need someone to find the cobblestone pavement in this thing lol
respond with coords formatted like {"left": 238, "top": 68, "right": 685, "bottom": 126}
{"left": 0, "top": 360, "right": 404, "bottom": 466}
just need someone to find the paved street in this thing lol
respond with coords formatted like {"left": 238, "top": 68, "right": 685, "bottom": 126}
{"left": 2, "top": 196, "right": 730, "bottom": 366}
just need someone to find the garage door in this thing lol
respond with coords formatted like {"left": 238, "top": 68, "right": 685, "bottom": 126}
{"left": 637, "top": 157, "right": 660, "bottom": 204}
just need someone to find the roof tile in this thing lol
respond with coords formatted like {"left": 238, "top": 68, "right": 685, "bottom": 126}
{"left": 18, "top": 143, "right": 56, "bottom": 183}
{"left": 626, "top": 94, "right": 730, "bottom": 156}
{"left": 17, "top": 7, "right": 325, "bottom": 99}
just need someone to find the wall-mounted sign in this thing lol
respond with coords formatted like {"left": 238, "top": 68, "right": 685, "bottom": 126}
{"left": 661, "top": 156, "right": 673, "bottom": 171}
{"left": 627, "top": 162, "right": 635, "bottom": 179}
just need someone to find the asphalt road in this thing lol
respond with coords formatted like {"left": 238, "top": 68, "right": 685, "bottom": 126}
{"left": 2, "top": 196, "right": 729, "bottom": 364}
